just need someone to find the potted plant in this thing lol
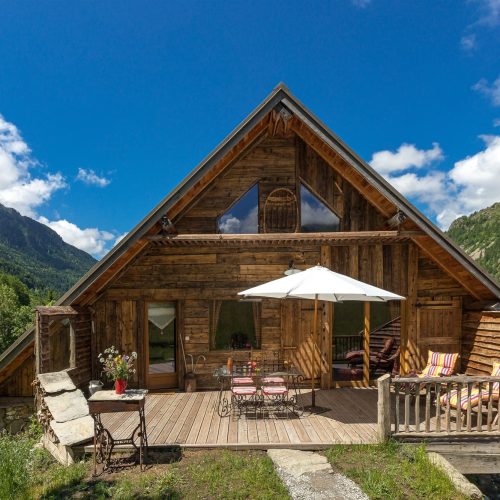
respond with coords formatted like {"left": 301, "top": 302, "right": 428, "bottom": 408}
{"left": 99, "top": 346, "right": 137, "bottom": 394}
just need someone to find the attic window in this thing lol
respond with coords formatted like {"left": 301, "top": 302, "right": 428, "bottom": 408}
{"left": 300, "top": 184, "right": 340, "bottom": 232}
{"left": 217, "top": 185, "right": 258, "bottom": 234}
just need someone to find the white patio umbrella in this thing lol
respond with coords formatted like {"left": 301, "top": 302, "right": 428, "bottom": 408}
{"left": 239, "top": 265, "right": 405, "bottom": 407}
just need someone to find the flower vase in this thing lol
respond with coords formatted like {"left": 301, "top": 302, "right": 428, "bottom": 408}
{"left": 115, "top": 378, "right": 127, "bottom": 394}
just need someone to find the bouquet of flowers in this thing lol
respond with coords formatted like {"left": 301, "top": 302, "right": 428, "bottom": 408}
{"left": 98, "top": 346, "right": 137, "bottom": 394}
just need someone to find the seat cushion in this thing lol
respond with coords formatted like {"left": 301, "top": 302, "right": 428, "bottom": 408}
{"left": 262, "top": 376, "right": 285, "bottom": 384}
{"left": 232, "top": 377, "right": 254, "bottom": 385}
{"left": 262, "top": 385, "right": 288, "bottom": 396}
{"left": 440, "top": 387, "right": 499, "bottom": 411}
{"left": 421, "top": 351, "right": 459, "bottom": 377}
{"left": 232, "top": 386, "right": 257, "bottom": 396}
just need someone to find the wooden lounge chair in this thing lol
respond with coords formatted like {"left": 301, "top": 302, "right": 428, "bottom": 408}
{"left": 346, "top": 337, "right": 395, "bottom": 368}
{"left": 439, "top": 362, "right": 500, "bottom": 426}
{"left": 371, "top": 346, "right": 400, "bottom": 375}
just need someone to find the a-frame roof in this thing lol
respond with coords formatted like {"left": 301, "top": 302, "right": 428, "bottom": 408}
{"left": 1, "top": 83, "right": 499, "bottom": 375}
{"left": 58, "top": 83, "right": 500, "bottom": 305}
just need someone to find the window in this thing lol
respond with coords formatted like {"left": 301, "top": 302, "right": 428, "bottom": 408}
{"left": 148, "top": 303, "right": 176, "bottom": 374}
{"left": 49, "top": 318, "right": 75, "bottom": 372}
{"left": 218, "top": 185, "right": 259, "bottom": 234}
{"left": 300, "top": 184, "right": 340, "bottom": 232}
{"left": 210, "top": 301, "right": 261, "bottom": 350}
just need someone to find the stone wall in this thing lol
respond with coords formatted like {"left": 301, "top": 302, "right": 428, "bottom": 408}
{"left": 0, "top": 397, "right": 34, "bottom": 433}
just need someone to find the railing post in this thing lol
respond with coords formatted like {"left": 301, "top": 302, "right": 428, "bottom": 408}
{"left": 377, "top": 374, "right": 391, "bottom": 442}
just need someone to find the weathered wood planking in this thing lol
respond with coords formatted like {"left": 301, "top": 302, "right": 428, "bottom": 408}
{"left": 461, "top": 311, "right": 500, "bottom": 375}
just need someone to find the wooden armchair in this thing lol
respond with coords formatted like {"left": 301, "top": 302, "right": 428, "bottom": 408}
{"left": 346, "top": 337, "right": 395, "bottom": 368}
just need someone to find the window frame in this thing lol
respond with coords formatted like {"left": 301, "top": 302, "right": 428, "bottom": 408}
{"left": 298, "top": 180, "right": 341, "bottom": 232}
{"left": 216, "top": 182, "right": 260, "bottom": 234}
{"left": 209, "top": 299, "right": 262, "bottom": 351}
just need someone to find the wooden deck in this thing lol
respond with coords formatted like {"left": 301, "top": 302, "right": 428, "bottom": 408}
{"left": 84, "top": 388, "right": 379, "bottom": 451}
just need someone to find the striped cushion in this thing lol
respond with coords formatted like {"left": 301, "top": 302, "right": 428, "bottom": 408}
{"left": 492, "top": 362, "right": 500, "bottom": 392}
{"left": 232, "top": 377, "right": 254, "bottom": 385}
{"left": 232, "top": 386, "right": 257, "bottom": 396}
{"left": 262, "top": 376, "right": 285, "bottom": 384}
{"left": 440, "top": 387, "right": 499, "bottom": 411}
{"left": 421, "top": 351, "right": 459, "bottom": 377}
{"left": 262, "top": 385, "right": 288, "bottom": 396}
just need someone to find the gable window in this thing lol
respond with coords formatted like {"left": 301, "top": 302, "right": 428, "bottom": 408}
{"left": 217, "top": 184, "right": 259, "bottom": 234}
{"left": 210, "top": 300, "right": 261, "bottom": 350}
{"left": 300, "top": 184, "right": 340, "bottom": 232}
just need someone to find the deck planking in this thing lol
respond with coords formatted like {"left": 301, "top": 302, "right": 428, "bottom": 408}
{"left": 88, "top": 388, "right": 379, "bottom": 450}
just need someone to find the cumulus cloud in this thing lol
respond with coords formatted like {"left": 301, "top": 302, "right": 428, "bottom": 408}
{"left": 76, "top": 168, "right": 110, "bottom": 187}
{"left": 473, "top": 75, "right": 500, "bottom": 107}
{"left": 371, "top": 136, "right": 500, "bottom": 230}
{"left": 474, "top": 0, "right": 500, "bottom": 26}
{"left": 369, "top": 143, "right": 443, "bottom": 175}
{"left": 0, "top": 113, "right": 118, "bottom": 258}
{"left": 38, "top": 217, "right": 115, "bottom": 257}
{"left": 219, "top": 206, "right": 258, "bottom": 234}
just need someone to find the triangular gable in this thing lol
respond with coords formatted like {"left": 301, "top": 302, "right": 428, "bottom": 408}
{"left": 38, "top": 84, "right": 500, "bottom": 305}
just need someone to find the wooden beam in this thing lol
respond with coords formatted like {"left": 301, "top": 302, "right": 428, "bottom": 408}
{"left": 363, "top": 302, "right": 370, "bottom": 386}
{"left": 320, "top": 245, "right": 332, "bottom": 390}
{"left": 146, "top": 230, "right": 417, "bottom": 246}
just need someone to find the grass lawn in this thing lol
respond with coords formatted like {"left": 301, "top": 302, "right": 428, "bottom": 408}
{"left": 324, "top": 441, "right": 468, "bottom": 500}
{"left": 1, "top": 420, "right": 471, "bottom": 500}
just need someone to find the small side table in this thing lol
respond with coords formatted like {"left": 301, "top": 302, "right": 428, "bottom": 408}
{"left": 88, "top": 389, "right": 148, "bottom": 475}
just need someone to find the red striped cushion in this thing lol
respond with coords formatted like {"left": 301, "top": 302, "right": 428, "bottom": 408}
{"left": 262, "top": 385, "right": 288, "bottom": 395}
{"left": 262, "top": 376, "right": 285, "bottom": 384}
{"left": 421, "top": 351, "right": 459, "bottom": 377}
{"left": 232, "top": 377, "right": 254, "bottom": 385}
{"left": 232, "top": 386, "right": 257, "bottom": 396}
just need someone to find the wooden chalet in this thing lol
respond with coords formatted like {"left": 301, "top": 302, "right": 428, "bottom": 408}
{"left": 1, "top": 84, "right": 499, "bottom": 448}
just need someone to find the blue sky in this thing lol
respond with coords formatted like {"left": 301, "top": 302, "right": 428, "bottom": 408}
{"left": 0, "top": 0, "right": 499, "bottom": 257}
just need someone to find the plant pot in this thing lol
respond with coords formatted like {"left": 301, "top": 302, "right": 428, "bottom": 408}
{"left": 115, "top": 378, "right": 127, "bottom": 394}
{"left": 184, "top": 372, "right": 197, "bottom": 393}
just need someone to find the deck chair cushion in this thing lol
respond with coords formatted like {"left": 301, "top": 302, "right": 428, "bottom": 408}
{"left": 439, "top": 361, "right": 500, "bottom": 410}
{"left": 421, "top": 351, "right": 459, "bottom": 377}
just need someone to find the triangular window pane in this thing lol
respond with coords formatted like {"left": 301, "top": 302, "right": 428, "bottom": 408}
{"left": 300, "top": 184, "right": 340, "bottom": 232}
{"left": 218, "top": 185, "right": 258, "bottom": 234}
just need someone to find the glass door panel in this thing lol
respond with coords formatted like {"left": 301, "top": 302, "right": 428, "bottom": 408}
{"left": 147, "top": 302, "right": 177, "bottom": 389}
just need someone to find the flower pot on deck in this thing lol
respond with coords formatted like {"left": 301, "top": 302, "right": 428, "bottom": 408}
{"left": 115, "top": 378, "right": 127, "bottom": 394}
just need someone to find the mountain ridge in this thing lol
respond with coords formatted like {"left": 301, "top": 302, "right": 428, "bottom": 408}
{"left": 446, "top": 202, "right": 500, "bottom": 281}
{"left": 0, "top": 203, "right": 96, "bottom": 294}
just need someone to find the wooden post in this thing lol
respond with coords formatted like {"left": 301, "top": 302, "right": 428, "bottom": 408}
{"left": 377, "top": 373, "right": 391, "bottom": 442}
{"left": 311, "top": 294, "right": 318, "bottom": 407}
{"left": 363, "top": 302, "right": 370, "bottom": 386}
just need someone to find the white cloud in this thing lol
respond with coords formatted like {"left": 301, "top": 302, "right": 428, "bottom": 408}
{"left": 76, "top": 168, "right": 110, "bottom": 187}
{"left": 474, "top": 0, "right": 500, "bottom": 26}
{"left": 460, "top": 34, "right": 477, "bottom": 51}
{"left": 371, "top": 136, "right": 500, "bottom": 230}
{"left": 38, "top": 217, "right": 115, "bottom": 258}
{"left": 0, "top": 113, "right": 118, "bottom": 258}
{"left": 493, "top": 118, "right": 500, "bottom": 127}
{"left": 114, "top": 232, "right": 128, "bottom": 246}
{"left": 218, "top": 206, "right": 258, "bottom": 234}
{"left": 369, "top": 143, "right": 443, "bottom": 175}
{"left": 473, "top": 75, "right": 500, "bottom": 107}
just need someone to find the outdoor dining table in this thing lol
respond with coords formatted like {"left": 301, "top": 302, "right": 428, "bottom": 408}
{"left": 213, "top": 366, "right": 304, "bottom": 417}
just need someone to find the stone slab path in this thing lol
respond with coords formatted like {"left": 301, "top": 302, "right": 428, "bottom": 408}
{"left": 267, "top": 449, "right": 368, "bottom": 500}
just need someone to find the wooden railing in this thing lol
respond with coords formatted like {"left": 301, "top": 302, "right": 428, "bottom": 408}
{"left": 332, "top": 335, "right": 362, "bottom": 361}
{"left": 377, "top": 374, "right": 500, "bottom": 441}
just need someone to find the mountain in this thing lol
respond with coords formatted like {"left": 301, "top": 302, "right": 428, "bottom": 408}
{"left": 0, "top": 203, "right": 97, "bottom": 294}
{"left": 447, "top": 203, "right": 500, "bottom": 281}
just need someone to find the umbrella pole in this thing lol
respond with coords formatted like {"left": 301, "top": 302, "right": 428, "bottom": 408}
{"left": 311, "top": 294, "right": 318, "bottom": 407}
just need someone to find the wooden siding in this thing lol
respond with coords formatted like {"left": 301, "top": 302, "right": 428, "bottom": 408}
{"left": 461, "top": 311, "right": 500, "bottom": 375}
{"left": 0, "top": 350, "right": 34, "bottom": 397}
{"left": 175, "top": 135, "right": 386, "bottom": 235}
